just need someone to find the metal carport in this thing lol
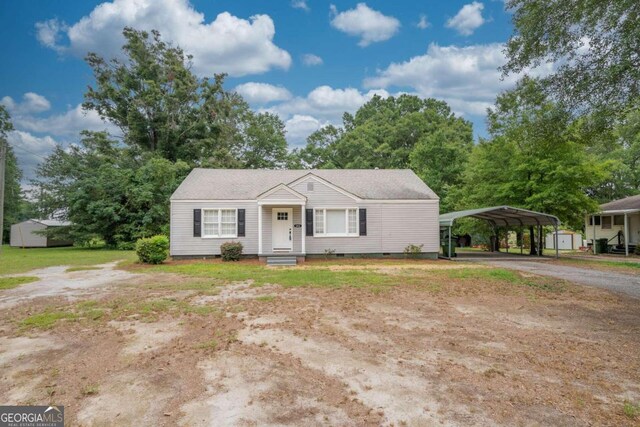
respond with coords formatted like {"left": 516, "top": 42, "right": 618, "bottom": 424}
{"left": 439, "top": 206, "right": 561, "bottom": 259}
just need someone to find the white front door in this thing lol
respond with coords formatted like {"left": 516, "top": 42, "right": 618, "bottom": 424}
{"left": 272, "top": 208, "right": 293, "bottom": 251}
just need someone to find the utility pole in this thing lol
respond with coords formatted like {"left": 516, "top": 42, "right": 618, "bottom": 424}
{"left": 0, "top": 138, "right": 6, "bottom": 252}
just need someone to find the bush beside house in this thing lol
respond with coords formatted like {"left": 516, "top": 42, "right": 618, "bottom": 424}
{"left": 136, "top": 235, "right": 170, "bottom": 264}
{"left": 221, "top": 242, "right": 243, "bottom": 261}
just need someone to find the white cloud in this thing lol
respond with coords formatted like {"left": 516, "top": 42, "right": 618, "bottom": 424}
{"left": 330, "top": 3, "right": 400, "bottom": 47}
{"left": 269, "top": 85, "right": 390, "bottom": 120}
{"left": 1, "top": 93, "right": 51, "bottom": 114}
{"left": 284, "top": 115, "right": 330, "bottom": 145}
{"left": 264, "top": 85, "right": 391, "bottom": 146}
{"left": 301, "top": 53, "right": 323, "bottom": 66}
{"left": 416, "top": 14, "right": 430, "bottom": 30}
{"left": 291, "top": 0, "right": 309, "bottom": 11}
{"left": 35, "top": 0, "right": 291, "bottom": 77}
{"left": 7, "top": 131, "right": 58, "bottom": 181}
{"left": 35, "top": 19, "right": 68, "bottom": 52}
{"left": 234, "top": 82, "right": 292, "bottom": 104}
{"left": 446, "top": 2, "right": 485, "bottom": 36}
{"left": 364, "top": 43, "right": 554, "bottom": 116}
{"left": 13, "top": 104, "right": 116, "bottom": 137}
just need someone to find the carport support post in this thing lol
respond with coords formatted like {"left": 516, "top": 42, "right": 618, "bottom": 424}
{"left": 448, "top": 225, "right": 452, "bottom": 260}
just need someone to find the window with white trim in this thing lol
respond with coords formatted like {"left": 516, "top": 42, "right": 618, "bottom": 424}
{"left": 314, "top": 208, "right": 358, "bottom": 236}
{"left": 202, "top": 209, "right": 237, "bottom": 237}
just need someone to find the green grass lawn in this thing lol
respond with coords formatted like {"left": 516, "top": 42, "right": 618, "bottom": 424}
{"left": 0, "top": 276, "right": 40, "bottom": 290}
{"left": 0, "top": 245, "right": 136, "bottom": 275}
{"left": 146, "top": 262, "right": 395, "bottom": 288}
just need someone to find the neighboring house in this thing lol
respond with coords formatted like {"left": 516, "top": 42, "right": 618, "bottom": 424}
{"left": 10, "top": 219, "right": 73, "bottom": 248}
{"left": 585, "top": 194, "right": 640, "bottom": 255}
{"left": 545, "top": 230, "right": 583, "bottom": 250}
{"left": 170, "top": 169, "right": 440, "bottom": 261}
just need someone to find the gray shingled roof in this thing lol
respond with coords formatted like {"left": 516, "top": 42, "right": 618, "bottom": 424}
{"left": 171, "top": 169, "right": 438, "bottom": 200}
{"left": 600, "top": 194, "right": 640, "bottom": 212}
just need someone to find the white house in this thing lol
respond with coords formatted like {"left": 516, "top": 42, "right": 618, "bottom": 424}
{"left": 169, "top": 169, "right": 440, "bottom": 263}
{"left": 585, "top": 194, "right": 640, "bottom": 255}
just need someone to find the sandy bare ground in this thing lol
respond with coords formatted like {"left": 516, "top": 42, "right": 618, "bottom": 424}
{"left": 0, "top": 262, "right": 140, "bottom": 309}
{"left": 0, "top": 262, "right": 639, "bottom": 426}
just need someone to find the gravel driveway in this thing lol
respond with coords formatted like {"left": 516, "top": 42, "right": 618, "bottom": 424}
{"left": 487, "top": 260, "right": 640, "bottom": 298}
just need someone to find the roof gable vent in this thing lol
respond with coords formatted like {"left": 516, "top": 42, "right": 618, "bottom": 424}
{"left": 307, "top": 182, "right": 314, "bottom": 191}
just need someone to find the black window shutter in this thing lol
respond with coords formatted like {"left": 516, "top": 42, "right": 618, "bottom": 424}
{"left": 359, "top": 209, "right": 367, "bottom": 236}
{"left": 193, "top": 209, "right": 201, "bottom": 237}
{"left": 305, "top": 209, "right": 314, "bottom": 236}
{"left": 237, "top": 209, "right": 246, "bottom": 237}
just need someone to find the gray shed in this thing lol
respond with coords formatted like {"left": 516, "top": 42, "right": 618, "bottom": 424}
{"left": 10, "top": 219, "right": 73, "bottom": 248}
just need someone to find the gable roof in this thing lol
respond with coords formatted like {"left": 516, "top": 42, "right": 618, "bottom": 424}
{"left": 171, "top": 169, "right": 438, "bottom": 201}
{"left": 599, "top": 194, "right": 640, "bottom": 212}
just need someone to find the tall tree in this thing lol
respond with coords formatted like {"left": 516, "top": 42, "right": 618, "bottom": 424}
{"left": 295, "top": 95, "right": 473, "bottom": 210}
{"left": 0, "top": 105, "right": 27, "bottom": 244}
{"left": 36, "top": 131, "right": 191, "bottom": 246}
{"left": 83, "top": 27, "right": 289, "bottom": 167}
{"left": 458, "top": 79, "right": 608, "bottom": 233}
{"left": 502, "top": 0, "right": 640, "bottom": 123}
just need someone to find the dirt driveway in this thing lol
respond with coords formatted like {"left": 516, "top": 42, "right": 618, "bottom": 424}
{"left": 486, "top": 260, "right": 640, "bottom": 298}
{"left": 0, "top": 261, "right": 639, "bottom": 426}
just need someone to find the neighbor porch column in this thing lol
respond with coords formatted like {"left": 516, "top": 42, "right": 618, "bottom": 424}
{"left": 592, "top": 215, "right": 597, "bottom": 254}
{"left": 258, "top": 204, "right": 263, "bottom": 255}
{"left": 554, "top": 223, "right": 559, "bottom": 259}
{"left": 624, "top": 213, "right": 629, "bottom": 257}
{"left": 301, "top": 203, "right": 306, "bottom": 255}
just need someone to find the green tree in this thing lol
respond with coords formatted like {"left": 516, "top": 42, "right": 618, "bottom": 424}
{"left": 458, "top": 79, "right": 608, "bottom": 234}
{"left": 295, "top": 95, "right": 473, "bottom": 210}
{"left": 36, "top": 132, "right": 190, "bottom": 246}
{"left": 83, "top": 27, "right": 289, "bottom": 168}
{"left": 0, "top": 105, "right": 29, "bottom": 243}
{"left": 502, "top": 0, "right": 640, "bottom": 122}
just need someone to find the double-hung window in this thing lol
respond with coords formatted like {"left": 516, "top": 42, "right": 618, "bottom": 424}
{"left": 202, "top": 209, "right": 237, "bottom": 237}
{"left": 314, "top": 208, "right": 358, "bottom": 237}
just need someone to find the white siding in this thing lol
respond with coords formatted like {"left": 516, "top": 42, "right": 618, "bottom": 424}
{"left": 170, "top": 177, "right": 440, "bottom": 256}
{"left": 170, "top": 201, "right": 258, "bottom": 256}
{"left": 260, "top": 187, "right": 303, "bottom": 201}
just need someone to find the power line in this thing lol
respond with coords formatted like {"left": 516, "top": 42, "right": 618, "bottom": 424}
{"left": 7, "top": 142, "right": 48, "bottom": 161}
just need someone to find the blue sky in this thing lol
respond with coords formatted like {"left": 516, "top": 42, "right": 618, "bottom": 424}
{"left": 0, "top": 0, "right": 532, "bottom": 181}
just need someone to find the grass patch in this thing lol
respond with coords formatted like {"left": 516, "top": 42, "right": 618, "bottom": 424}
{"left": 255, "top": 295, "right": 276, "bottom": 302}
{"left": 624, "top": 401, "right": 640, "bottom": 419}
{"left": 0, "top": 245, "right": 136, "bottom": 275}
{"left": 558, "top": 257, "right": 640, "bottom": 272}
{"left": 20, "top": 310, "right": 77, "bottom": 330}
{"left": 195, "top": 339, "right": 218, "bottom": 350}
{"left": 66, "top": 266, "right": 102, "bottom": 273}
{"left": 146, "top": 262, "right": 395, "bottom": 289}
{"left": 81, "top": 384, "right": 99, "bottom": 396}
{"left": 0, "top": 276, "right": 39, "bottom": 290}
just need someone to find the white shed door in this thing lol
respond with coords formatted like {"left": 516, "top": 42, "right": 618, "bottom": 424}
{"left": 272, "top": 208, "right": 293, "bottom": 251}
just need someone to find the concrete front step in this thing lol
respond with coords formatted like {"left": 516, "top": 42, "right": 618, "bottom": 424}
{"left": 266, "top": 257, "right": 298, "bottom": 266}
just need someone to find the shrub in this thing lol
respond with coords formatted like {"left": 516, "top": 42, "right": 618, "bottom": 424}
{"left": 635, "top": 244, "right": 640, "bottom": 256}
{"left": 135, "top": 235, "right": 170, "bottom": 264}
{"left": 323, "top": 248, "right": 336, "bottom": 259}
{"left": 221, "top": 241, "right": 243, "bottom": 261}
{"left": 404, "top": 243, "right": 424, "bottom": 257}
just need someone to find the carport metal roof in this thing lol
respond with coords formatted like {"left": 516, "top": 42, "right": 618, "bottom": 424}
{"left": 439, "top": 206, "right": 560, "bottom": 228}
